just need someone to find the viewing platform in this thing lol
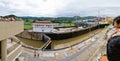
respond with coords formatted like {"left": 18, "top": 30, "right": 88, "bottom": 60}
{"left": 0, "top": 21, "right": 24, "bottom": 40}
{"left": 0, "top": 21, "right": 24, "bottom": 61}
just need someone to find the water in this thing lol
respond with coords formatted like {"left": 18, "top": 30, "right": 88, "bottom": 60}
{"left": 18, "top": 29, "right": 102, "bottom": 49}
{"left": 52, "top": 29, "right": 102, "bottom": 49}
{"left": 18, "top": 37, "right": 44, "bottom": 48}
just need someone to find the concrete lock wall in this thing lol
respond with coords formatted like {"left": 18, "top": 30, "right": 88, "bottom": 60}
{"left": 45, "top": 25, "right": 101, "bottom": 40}
{"left": 17, "top": 31, "right": 43, "bottom": 41}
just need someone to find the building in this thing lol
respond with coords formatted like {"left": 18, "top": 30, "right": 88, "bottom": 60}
{"left": 0, "top": 21, "right": 24, "bottom": 61}
{"left": 33, "top": 21, "right": 54, "bottom": 33}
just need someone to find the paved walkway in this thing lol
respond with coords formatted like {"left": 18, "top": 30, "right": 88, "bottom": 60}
{"left": 20, "top": 53, "right": 46, "bottom": 61}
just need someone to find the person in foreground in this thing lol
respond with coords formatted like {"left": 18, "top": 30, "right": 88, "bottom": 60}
{"left": 107, "top": 16, "right": 120, "bottom": 61}
{"left": 107, "top": 36, "right": 120, "bottom": 61}
{"left": 109, "top": 16, "right": 120, "bottom": 38}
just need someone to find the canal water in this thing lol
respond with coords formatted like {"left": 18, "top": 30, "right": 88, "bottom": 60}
{"left": 18, "top": 29, "right": 102, "bottom": 49}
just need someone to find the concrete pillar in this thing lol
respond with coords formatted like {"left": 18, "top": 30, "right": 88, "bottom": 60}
{"left": 1, "top": 39, "right": 7, "bottom": 61}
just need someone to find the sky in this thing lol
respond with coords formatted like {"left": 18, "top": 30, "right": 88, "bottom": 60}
{"left": 0, "top": 0, "right": 120, "bottom": 17}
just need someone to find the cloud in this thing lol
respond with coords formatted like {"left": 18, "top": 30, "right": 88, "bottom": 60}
{"left": 0, "top": 0, "right": 69, "bottom": 17}
{"left": 0, "top": 0, "right": 120, "bottom": 17}
{"left": 80, "top": 7, "right": 120, "bottom": 17}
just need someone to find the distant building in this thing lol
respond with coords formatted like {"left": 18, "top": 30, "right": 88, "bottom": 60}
{"left": 33, "top": 21, "right": 54, "bottom": 33}
{"left": 32, "top": 21, "right": 78, "bottom": 33}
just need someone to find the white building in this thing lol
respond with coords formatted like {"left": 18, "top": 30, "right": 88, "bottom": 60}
{"left": 33, "top": 21, "right": 54, "bottom": 33}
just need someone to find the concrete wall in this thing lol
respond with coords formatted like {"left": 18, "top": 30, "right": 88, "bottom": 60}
{"left": 17, "top": 31, "right": 42, "bottom": 41}
{"left": 46, "top": 25, "right": 100, "bottom": 40}
{"left": 0, "top": 21, "right": 24, "bottom": 41}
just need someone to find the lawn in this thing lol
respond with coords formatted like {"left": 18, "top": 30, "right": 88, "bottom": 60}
{"left": 61, "top": 23, "right": 75, "bottom": 26}
{"left": 24, "top": 23, "right": 75, "bottom": 29}
{"left": 24, "top": 25, "right": 32, "bottom": 29}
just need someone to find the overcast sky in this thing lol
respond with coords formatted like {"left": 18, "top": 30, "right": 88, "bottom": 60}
{"left": 0, "top": 0, "right": 120, "bottom": 17}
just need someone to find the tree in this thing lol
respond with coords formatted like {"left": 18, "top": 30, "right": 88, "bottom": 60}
{"left": 4, "top": 14, "right": 17, "bottom": 18}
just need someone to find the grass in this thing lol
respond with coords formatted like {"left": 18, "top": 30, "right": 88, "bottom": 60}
{"left": 61, "top": 23, "right": 75, "bottom": 26}
{"left": 24, "top": 23, "right": 75, "bottom": 29}
{"left": 24, "top": 25, "right": 32, "bottom": 29}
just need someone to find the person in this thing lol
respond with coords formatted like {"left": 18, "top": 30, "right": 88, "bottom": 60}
{"left": 109, "top": 16, "right": 120, "bottom": 38}
{"left": 107, "top": 36, "right": 120, "bottom": 61}
{"left": 34, "top": 50, "right": 37, "bottom": 57}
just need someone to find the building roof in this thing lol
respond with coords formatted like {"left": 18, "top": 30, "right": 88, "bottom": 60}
{"left": 33, "top": 21, "right": 52, "bottom": 24}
